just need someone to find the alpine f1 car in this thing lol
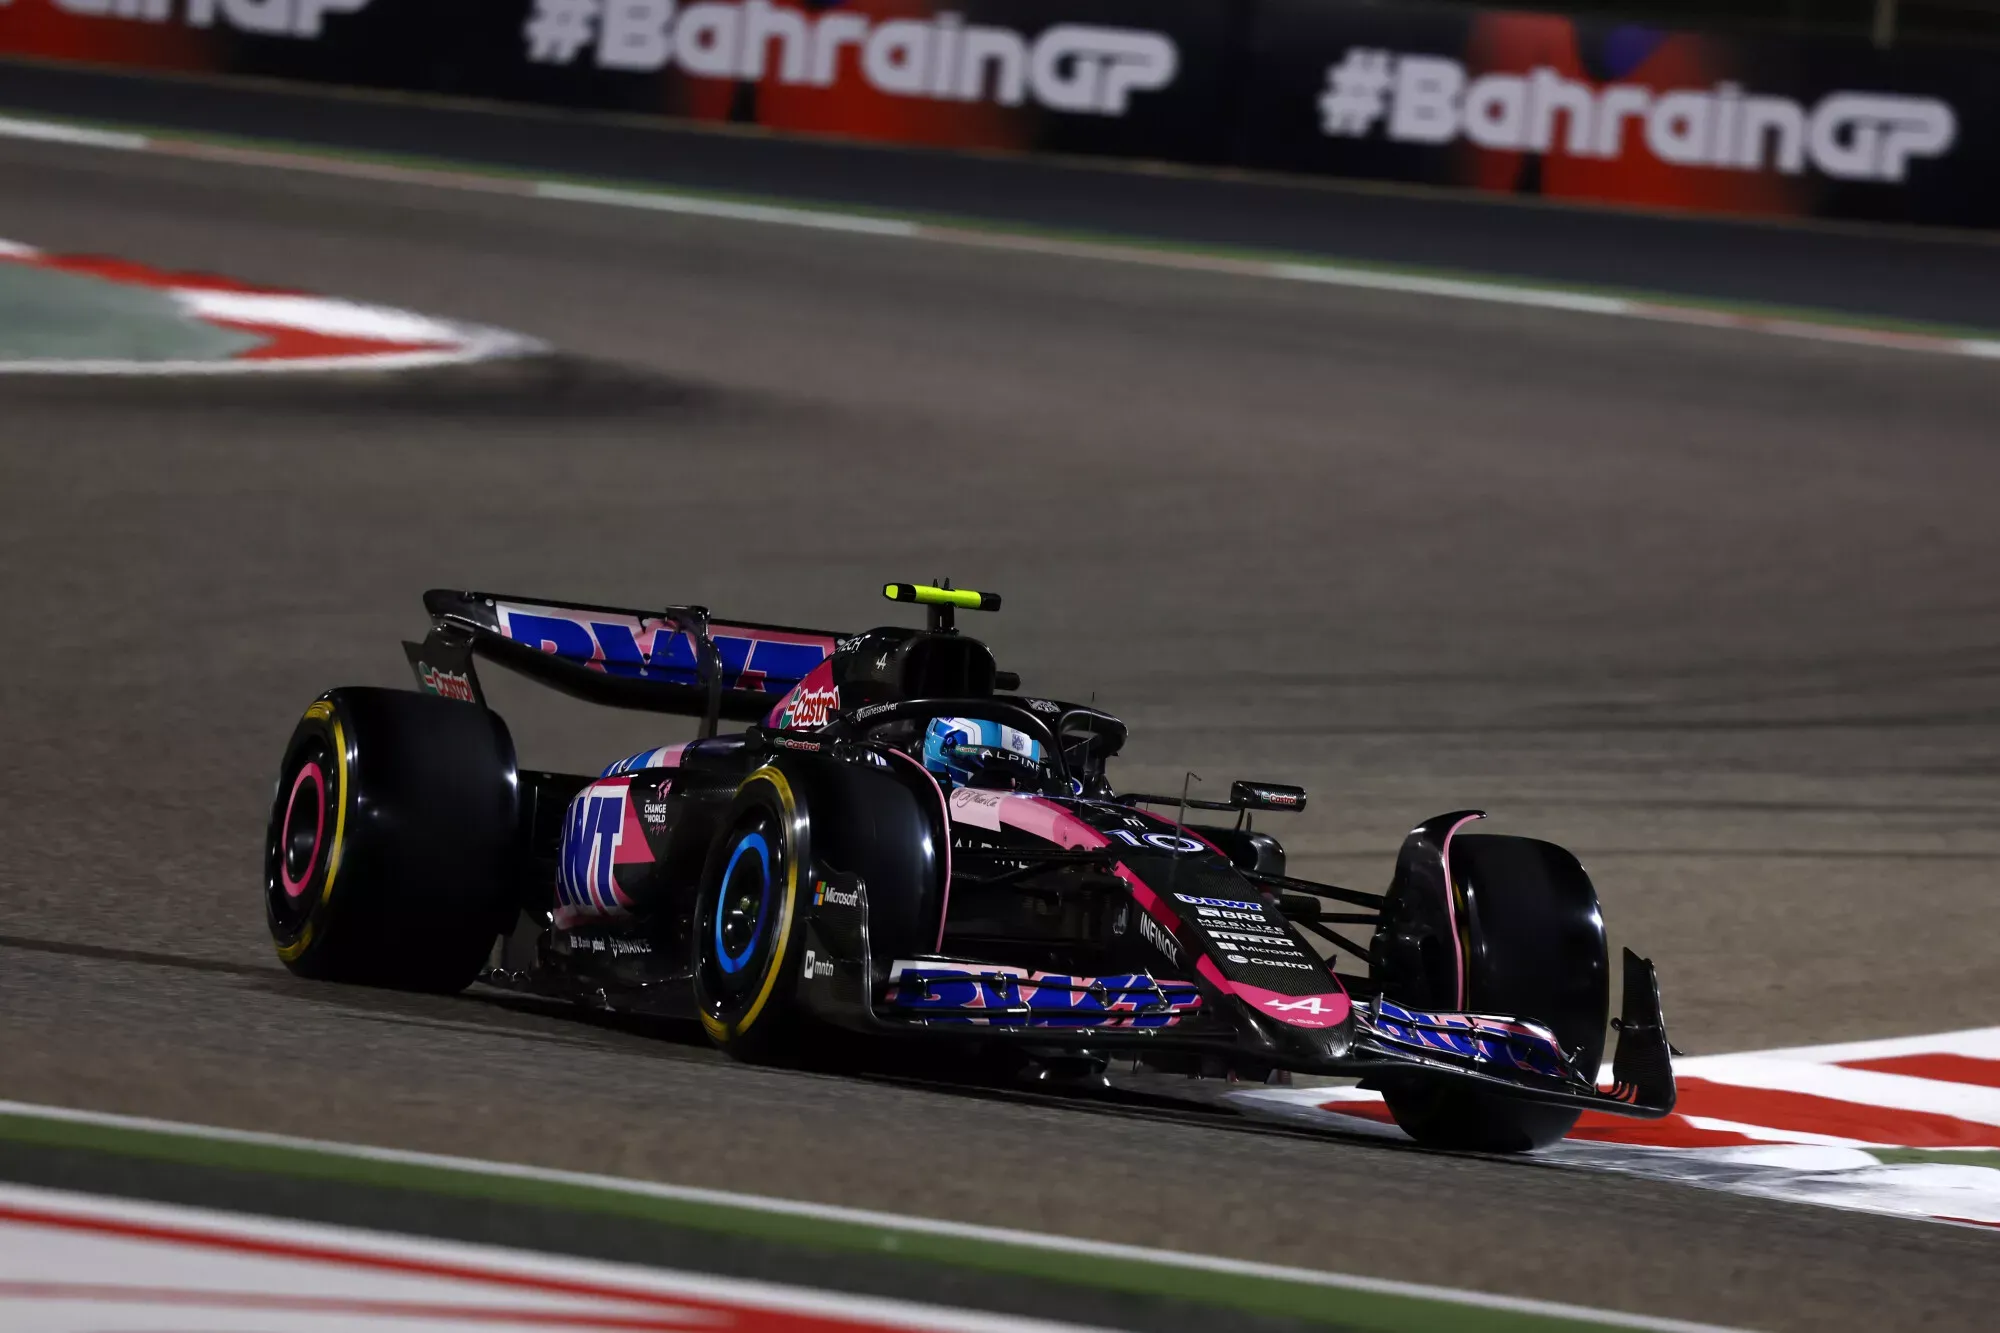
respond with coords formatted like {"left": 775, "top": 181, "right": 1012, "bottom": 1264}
{"left": 264, "top": 583, "right": 1676, "bottom": 1151}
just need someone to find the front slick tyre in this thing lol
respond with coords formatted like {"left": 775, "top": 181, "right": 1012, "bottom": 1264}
{"left": 264, "top": 687, "right": 518, "bottom": 993}
{"left": 692, "top": 767, "right": 811, "bottom": 1063}
{"left": 1379, "top": 834, "right": 1610, "bottom": 1153}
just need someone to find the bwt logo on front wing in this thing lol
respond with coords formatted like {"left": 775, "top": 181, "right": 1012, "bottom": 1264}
{"left": 1320, "top": 49, "right": 1956, "bottom": 183}
{"left": 525, "top": 0, "right": 1178, "bottom": 117}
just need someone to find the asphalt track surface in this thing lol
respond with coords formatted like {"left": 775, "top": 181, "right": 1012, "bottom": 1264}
{"left": 1, "top": 120, "right": 1999, "bottom": 1330}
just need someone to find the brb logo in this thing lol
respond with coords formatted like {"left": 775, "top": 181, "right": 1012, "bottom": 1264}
{"left": 48, "top": 0, "right": 371, "bottom": 38}
{"left": 524, "top": 0, "right": 1178, "bottom": 117}
{"left": 1319, "top": 48, "right": 1957, "bottom": 183}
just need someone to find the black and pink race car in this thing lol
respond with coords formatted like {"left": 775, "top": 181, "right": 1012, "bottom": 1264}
{"left": 264, "top": 582, "right": 1675, "bottom": 1151}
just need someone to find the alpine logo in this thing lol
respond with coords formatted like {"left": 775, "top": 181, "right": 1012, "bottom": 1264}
{"left": 1265, "top": 995, "right": 1339, "bottom": 1016}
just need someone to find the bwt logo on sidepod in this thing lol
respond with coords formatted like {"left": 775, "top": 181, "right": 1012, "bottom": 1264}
{"left": 1320, "top": 48, "right": 1957, "bottom": 183}
{"left": 526, "top": 1, "right": 1179, "bottom": 117}
{"left": 559, "top": 785, "right": 627, "bottom": 914}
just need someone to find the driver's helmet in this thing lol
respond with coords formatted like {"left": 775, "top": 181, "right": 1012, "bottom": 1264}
{"left": 922, "top": 716, "right": 1044, "bottom": 791}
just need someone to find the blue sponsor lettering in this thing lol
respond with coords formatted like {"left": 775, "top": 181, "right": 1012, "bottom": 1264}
{"left": 558, "top": 791, "right": 625, "bottom": 913}
{"left": 506, "top": 612, "right": 597, "bottom": 662}
{"left": 590, "top": 621, "right": 658, "bottom": 679}
{"left": 502, "top": 607, "right": 831, "bottom": 696}
{"left": 1173, "top": 893, "right": 1261, "bottom": 911}
{"left": 1372, "top": 1000, "right": 1569, "bottom": 1079}
{"left": 889, "top": 967, "right": 1201, "bottom": 1029}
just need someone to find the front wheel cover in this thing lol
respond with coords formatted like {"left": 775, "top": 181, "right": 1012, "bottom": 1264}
{"left": 692, "top": 767, "right": 810, "bottom": 1057}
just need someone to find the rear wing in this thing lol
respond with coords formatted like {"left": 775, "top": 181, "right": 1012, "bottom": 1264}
{"left": 414, "top": 589, "right": 844, "bottom": 728}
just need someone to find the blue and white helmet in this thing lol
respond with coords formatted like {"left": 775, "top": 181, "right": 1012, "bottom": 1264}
{"left": 922, "top": 716, "right": 1044, "bottom": 790}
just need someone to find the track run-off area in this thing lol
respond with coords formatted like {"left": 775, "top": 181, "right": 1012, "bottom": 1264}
{"left": 2, "top": 74, "right": 1999, "bottom": 1332}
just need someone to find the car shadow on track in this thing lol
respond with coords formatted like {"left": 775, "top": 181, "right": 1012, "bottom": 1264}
{"left": 0, "top": 354, "right": 717, "bottom": 420}
{"left": 458, "top": 982, "right": 1449, "bottom": 1163}
{"left": 0, "top": 930, "right": 1441, "bottom": 1164}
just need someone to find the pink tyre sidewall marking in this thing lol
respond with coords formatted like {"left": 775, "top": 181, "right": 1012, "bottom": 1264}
{"left": 279, "top": 761, "right": 327, "bottom": 900}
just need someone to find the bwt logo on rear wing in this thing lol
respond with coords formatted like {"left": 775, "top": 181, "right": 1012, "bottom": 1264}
{"left": 496, "top": 601, "right": 834, "bottom": 693}
{"left": 421, "top": 589, "right": 841, "bottom": 721}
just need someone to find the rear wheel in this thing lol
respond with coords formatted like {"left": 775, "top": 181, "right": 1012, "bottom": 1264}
{"left": 1374, "top": 831, "right": 1609, "bottom": 1152}
{"left": 692, "top": 767, "right": 811, "bottom": 1061}
{"left": 264, "top": 687, "right": 519, "bottom": 992}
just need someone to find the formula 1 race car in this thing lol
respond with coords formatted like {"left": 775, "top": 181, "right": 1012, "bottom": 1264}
{"left": 264, "top": 583, "right": 1676, "bottom": 1151}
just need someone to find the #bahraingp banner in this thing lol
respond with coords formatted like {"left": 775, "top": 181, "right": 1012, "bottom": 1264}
{"left": 0, "top": 0, "right": 1248, "bottom": 162}
{"left": 1, "top": 0, "right": 1994, "bottom": 227}
{"left": 1234, "top": 0, "right": 1998, "bottom": 227}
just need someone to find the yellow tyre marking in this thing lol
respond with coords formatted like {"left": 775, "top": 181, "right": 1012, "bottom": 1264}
{"left": 276, "top": 698, "right": 348, "bottom": 963}
{"left": 320, "top": 715, "right": 348, "bottom": 906}
{"left": 276, "top": 921, "right": 314, "bottom": 961}
{"left": 705, "top": 766, "right": 800, "bottom": 1043}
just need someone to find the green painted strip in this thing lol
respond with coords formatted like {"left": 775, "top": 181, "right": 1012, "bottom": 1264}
{"left": 1866, "top": 1147, "right": 2000, "bottom": 1170}
{"left": 0, "top": 1107, "right": 1730, "bottom": 1333}
{"left": 5, "top": 105, "right": 1999, "bottom": 349}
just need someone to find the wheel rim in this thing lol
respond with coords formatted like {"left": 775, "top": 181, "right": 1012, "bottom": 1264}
{"left": 279, "top": 761, "right": 327, "bottom": 899}
{"left": 714, "top": 831, "right": 772, "bottom": 976}
{"left": 267, "top": 738, "right": 333, "bottom": 933}
{"left": 702, "top": 811, "right": 785, "bottom": 1008}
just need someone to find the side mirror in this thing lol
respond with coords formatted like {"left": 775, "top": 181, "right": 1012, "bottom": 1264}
{"left": 1230, "top": 781, "right": 1306, "bottom": 812}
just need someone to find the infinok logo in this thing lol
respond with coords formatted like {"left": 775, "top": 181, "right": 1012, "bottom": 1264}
{"left": 51, "top": 0, "right": 371, "bottom": 38}
{"left": 1319, "top": 48, "right": 1957, "bottom": 183}
{"left": 524, "top": 1, "right": 1179, "bottom": 117}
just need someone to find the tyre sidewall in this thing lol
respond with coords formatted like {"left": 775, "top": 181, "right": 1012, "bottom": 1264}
{"left": 692, "top": 766, "right": 812, "bottom": 1059}
{"left": 265, "top": 699, "right": 349, "bottom": 975}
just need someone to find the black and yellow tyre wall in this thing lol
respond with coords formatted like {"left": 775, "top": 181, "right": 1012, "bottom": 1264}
{"left": 690, "top": 755, "right": 947, "bottom": 1062}
{"left": 692, "top": 766, "right": 814, "bottom": 1061}
{"left": 264, "top": 687, "right": 520, "bottom": 993}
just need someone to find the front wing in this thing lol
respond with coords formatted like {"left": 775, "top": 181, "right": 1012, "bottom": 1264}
{"left": 794, "top": 875, "right": 1676, "bottom": 1119}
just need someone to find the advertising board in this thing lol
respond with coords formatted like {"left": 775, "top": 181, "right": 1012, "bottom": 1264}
{"left": 2, "top": 0, "right": 1991, "bottom": 227}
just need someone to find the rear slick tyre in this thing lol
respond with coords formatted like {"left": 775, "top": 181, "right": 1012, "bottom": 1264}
{"left": 692, "top": 766, "right": 812, "bottom": 1063}
{"left": 264, "top": 687, "right": 519, "bottom": 993}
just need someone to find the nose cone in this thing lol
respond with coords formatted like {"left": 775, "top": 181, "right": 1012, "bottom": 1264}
{"left": 1229, "top": 980, "right": 1355, "bottom": 1061}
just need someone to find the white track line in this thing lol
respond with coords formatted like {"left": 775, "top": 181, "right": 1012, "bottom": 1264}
{"left": 0, "top": 1101, "right": 1741, "bottom": 1333}
{"left": 537, "top": 181, "right": 920, "bottom": 237}
{"left": 1271, "top": 260, "right": 1631, "bottom": 315}
{"left": 0, "top": 1182, "right": 1115, "bottom": 1333}
{"left": 1708, "top": 1025, "right": 2000, "bottom": 1064}
{"left": 0, "top": 114, "right": 148, "bottom": 151}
